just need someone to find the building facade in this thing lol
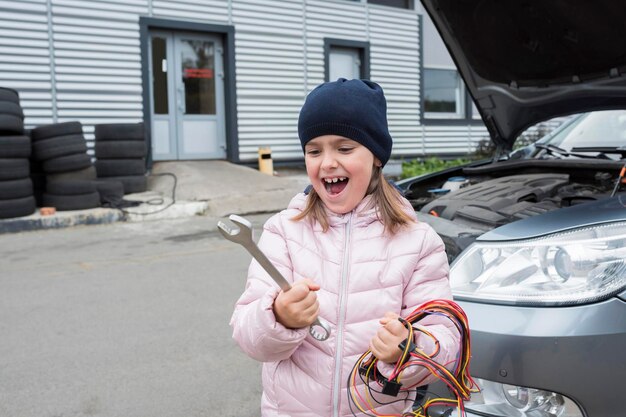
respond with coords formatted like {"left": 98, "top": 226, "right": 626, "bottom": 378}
{"left": 1, "top": 0, "right": 496, "bottom": 165}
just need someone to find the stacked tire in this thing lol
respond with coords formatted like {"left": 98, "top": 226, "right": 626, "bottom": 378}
{"left": 94, "top": 123, "right": 147, "bottom": 194}
{"left": 0, "top": 87, "right": 36, "bottom": 219}
{"left": 30, "top": 121, "right": 100, "bottom": 211}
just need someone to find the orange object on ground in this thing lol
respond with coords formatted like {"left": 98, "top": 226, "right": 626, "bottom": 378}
{"left": 40, "top": 207, "right": 56, "bottom": 216}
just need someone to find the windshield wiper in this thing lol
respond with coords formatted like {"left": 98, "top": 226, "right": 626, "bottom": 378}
{"left": 571, "top": 146, "right": 626, "bottom": 159}
{"left": 534, "top": 143, "right": 607, "bottom": 159}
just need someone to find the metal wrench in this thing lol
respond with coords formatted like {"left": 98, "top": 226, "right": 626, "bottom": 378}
{"left": 217, "top": 214, "right": 331, "bottom": 342}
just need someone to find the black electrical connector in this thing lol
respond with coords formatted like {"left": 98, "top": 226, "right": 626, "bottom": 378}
{"left": 381, "top": 379, "right": 403, "bottom": 396}
{"left": 398, "top": 337, "right": 417, "bottom": 353}
{"left": 358, "top": 360, "right": 403, "bottom": 397}
{"left": 357, "top": 334, "right": 419, "bottom": 398}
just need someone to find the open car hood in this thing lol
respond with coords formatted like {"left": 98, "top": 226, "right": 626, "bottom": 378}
{"left": 421, "top": 0, "right": 626, "bottom": 150}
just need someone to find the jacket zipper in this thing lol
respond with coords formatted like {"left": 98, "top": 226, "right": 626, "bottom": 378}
{"left": 332, "top": 213, "right": 352, "bottom": 417}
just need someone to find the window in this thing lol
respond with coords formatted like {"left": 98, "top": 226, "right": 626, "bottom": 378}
{"left": 324, "top": 39, "right": 370, "bottom": 82}
{"left": 151, "top": 36, "right": 169, "bottom": 114}
{"left": 423, "top": 68, "right": 465, "bottom": 118}
{"left": 368, "top": 0, "right": 414, "bottom": 9}
{"left": 329, "top": 47, "right": 361, "bottom": 81}
{"left": 421, "top": 12, "right": 479, "bottom": 124}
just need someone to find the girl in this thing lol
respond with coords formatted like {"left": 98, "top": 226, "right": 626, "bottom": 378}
{"left": 230, "top": 78, "right": 461, "bottom": 417}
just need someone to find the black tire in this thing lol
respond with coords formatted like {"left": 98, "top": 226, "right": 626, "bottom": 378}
{"left": 30, "top": 157, "right": 44, "bottom": 173}
{"left": 42, "top": 154, "right": 92, "bottom": 174}
{"left": 94, "top": 180, "right": 124, "bottom": 204}
{"left": 32, "top": 135, "right": 87, "bottom": 161}
{"left": 99, "top": 175, "right": 147, "bottom": 194}
{"left": 31, "top": 122, "right": 83, "bottom": 142}
{"left": 42, "top": 192, "right": 100, "bottom": 211}
{"left": 0, "top": 178, "right": 33, "bottom": 200}
{"left": 0, "top": 101, "right": 24, "bottom": 118}
{"left": 30, "top": 171, "right": 46, "bottom": 189}
{"left": 46, "top": 180, "right": 96, "bottom": 196}
{"left": 95, "top": 123, "right": 144, "bottom": 141}
{"left": 95, "top": 159, "right": 145, "bottom": 177}
{"left": 33, "top": 188, "right": 44, "bottom": 207}
{"left": 31, "top": 172, "right": 46, "bottom": 207}
{"left": 0, "top": 196, "right": 36, "bottom": 219}
{"left": 0, "top": 158, "right": 29, "bottom": 181}
{"left": 46, "top": 165, "right": 97, "bottom": 182}
{"left": 94, "top": 141, "right": 146, "bottom": 159}
{"left": 0, "top": 114, "right": 24, "bottom": 134}
{"left": 0, "top": 87, "right": 19, "bottom": 104}
{"left": 0, "top": 135, "right": 31, "bottom": 158}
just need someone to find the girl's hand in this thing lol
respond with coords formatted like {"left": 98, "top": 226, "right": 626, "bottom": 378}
{"left": 273, "top": 279, "right": 320, "bottom": 329}
{"left": 369, "top": 312, "right": 410, "bottom": 364}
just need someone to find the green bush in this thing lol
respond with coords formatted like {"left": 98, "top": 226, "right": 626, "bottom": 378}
{"left": 401, "top": 157, "right": 468, "bottom": 179}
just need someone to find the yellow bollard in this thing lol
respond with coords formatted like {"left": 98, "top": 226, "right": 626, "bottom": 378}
{"left": 258, "top": 146, "right": 274, "bottom": 175}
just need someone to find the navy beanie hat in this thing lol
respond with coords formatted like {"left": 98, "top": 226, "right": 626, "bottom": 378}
{"left": 298, "top": 78, "right": 393, "bottom": 166}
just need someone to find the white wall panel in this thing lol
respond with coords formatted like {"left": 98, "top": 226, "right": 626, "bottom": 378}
{"left": 305, "top": 1, "right": 367, "bottom": 88}
{"left": 0, "top": 0, "right": 53, "bottom": 127}
{"left": 0, "top": 0, "right": 559, "bottom": 163}
{"left": 152, "top": 0, "right": 228, "bottom": 23}
{"left": 233, "top": 0, "right": 305, "bottom": 161}
{"left": 369, "top": 5, "right": 422, "bottom": 158}
{"left": 50, "top": 0, "right": 147, "bottom": 143}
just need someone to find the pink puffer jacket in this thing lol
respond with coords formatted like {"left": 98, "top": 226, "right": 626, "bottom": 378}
{"left": 230, "top": 193, "right": 460, "bottom": 417}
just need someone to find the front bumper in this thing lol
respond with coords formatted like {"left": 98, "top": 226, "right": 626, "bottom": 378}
{"left": 454, "top": 296, "right": 626, "bottom": 417}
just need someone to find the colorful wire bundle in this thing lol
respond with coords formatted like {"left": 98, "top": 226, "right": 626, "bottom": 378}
{"left": 347, "top": 299, "right": 477, "bottom": 417}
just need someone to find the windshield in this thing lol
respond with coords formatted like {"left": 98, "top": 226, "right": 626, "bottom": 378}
{"left": 542, "top": 110, "right": 626, "bottom": 150}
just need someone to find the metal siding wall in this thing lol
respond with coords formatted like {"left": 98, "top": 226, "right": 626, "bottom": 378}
{"left": 234, "top": 0, "right": 305, "bottom": 161}
{"left": 50, "top": 0, "right": 147, "bottom": 148}
{"left": 421, "top": 125, "right": 485, "bottom": 155}
{"left": 305, "top": 0, "right": 367, "bottom": 86}
{"left": 236, "top": 0, "right": 372, "bottom": 162}
{"left": 236, "top": 1, "right": 425, "bottom": 163}
{"left": 419, "top": 117, "right": 568, "bottom": 157}
{"left": 152, "top": 0, "right": 229, "bottom": 22}
{"left": 0, "top": 0, "right": 568, "bottom": 162}
{"left": 369, "top": 5, "right": 421, "bottom": 158}
{"left": 0, "top": 0, "right": 54, "bottom": 127}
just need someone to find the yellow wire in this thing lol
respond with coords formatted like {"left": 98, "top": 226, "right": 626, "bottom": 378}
{"left": 348, "top": 300, "right": 477, "bottom": 417}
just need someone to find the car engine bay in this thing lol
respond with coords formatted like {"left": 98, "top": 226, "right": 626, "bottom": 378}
{"left": 403, "top": 159, "right": 623, "bottom": 261}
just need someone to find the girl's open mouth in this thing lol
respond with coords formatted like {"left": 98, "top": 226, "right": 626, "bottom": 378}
{"left": 324, "top": 177, "right": 349, "bottom": 195}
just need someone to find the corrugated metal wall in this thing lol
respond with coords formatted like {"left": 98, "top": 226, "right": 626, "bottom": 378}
{"left": 369, "top": 5, "right": 423, "bottom": 158}
{"left": 234, "top": 0, "right": 305, "bottom": 160}
{"left": 152, "top": 0, "right": 229, "bottom": 22}
{"left": 421, "top": 125, "right": 487, "bottom": 156}
{"left": 0, "top": 0, "right": 54, "bottom": 127}
{"left": 51, "top": 0, "right": 146, "bottom": 148}
{"left": 0, "top": 0, "right": 564, "bottom": 162}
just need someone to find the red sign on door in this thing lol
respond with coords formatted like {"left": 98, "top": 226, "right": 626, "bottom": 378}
{"left": 184, "top": 68, "right": 214, "bottom": 79}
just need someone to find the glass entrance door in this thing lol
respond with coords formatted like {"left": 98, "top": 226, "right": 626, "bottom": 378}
{"left": 149, "top": 31, "right": 226, "bottom": 160}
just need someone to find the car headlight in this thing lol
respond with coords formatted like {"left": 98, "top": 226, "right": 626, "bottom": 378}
{"left": 450, "top": 222, "right": 626, "bottom": 305}
{"left": 465, "top": 378, "right": 583, "bottom": 417}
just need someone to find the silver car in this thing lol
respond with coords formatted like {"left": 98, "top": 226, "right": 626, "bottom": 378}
{"left": 397, "top": 1, "right": 626, "bottom": 416}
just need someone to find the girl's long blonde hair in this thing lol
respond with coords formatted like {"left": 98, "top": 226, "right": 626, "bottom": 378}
{"left": 291, "top": 166, "right": 415, "bottom": 234}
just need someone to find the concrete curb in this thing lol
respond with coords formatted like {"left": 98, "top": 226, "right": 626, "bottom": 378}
{"left": 0, "top": 194, "right": 295, "bottom": 234}
{"left": 0, "top": 208, "right": 124, "bottom": 234}
{"left": 0, "top": 162, "right": 309, "bottom": 234}
{"left": 123, "top": 199, "right": 209, "bottom": 222}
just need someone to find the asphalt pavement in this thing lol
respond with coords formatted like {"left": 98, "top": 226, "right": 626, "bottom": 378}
{"left": 1, "top": 161, "right": 310, "bottom": 416}
{"left": 0, "top": 213, "right": 275, "bottom": 417}
{"left": 0, "top": 161, "right": 310, "bottom": 234}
